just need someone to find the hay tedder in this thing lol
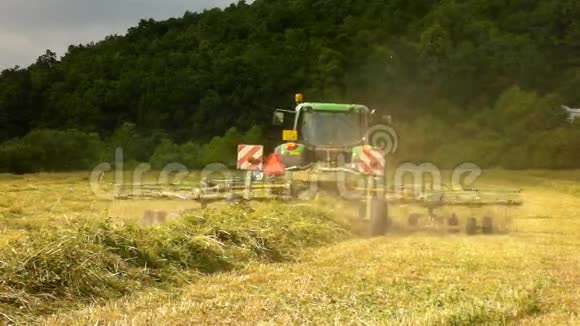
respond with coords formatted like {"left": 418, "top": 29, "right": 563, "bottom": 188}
{"left": 115, "top": 94, "right": 522, "bottom": 236}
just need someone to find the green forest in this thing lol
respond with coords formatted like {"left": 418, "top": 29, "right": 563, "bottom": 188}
{"left": 1, "top": 0, "right": 580, "bottom": 173}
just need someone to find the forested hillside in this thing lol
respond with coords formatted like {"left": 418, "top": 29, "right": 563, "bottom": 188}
{"left": 1, "top": 0, "right": 580, "bottom": 173}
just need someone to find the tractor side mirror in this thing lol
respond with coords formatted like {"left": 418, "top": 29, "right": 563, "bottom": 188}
{"left": 273, "top": 110, "right": 285, "bottom": 126}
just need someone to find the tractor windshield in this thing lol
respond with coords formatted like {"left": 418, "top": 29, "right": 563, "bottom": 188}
{"left": 300, "top": 111, "right": 365, "bottom": 147}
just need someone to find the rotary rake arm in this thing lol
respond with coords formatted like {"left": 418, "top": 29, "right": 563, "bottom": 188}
{"left": 113, "top": 171, "right": 292, "bottom": 207}
{"left": 388, "top": 186, "right": 523, "bottom": 206}
{"left": 386, "top": 185, "right": 523, "bottom": 234}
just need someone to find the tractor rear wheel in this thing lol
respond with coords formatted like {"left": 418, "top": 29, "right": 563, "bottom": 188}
{"left": 369, "top": 197, "right": 389, "bottom": 237}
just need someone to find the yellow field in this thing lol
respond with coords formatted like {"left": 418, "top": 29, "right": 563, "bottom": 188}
{"left": 1, "top": 170, "right": 579, "bottom": 324}
{"left": 0, "top": 173, "right": 204, "bottom": 246}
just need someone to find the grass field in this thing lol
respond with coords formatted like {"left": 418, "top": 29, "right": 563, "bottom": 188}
{"left": 0, "top": 170, "right": 579, "bottom": 325}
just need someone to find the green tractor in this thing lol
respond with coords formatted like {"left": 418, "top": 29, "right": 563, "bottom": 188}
{"left": 268, "top": 95, "right": 390, "bottom": 235}
{"left": 114, "top": 94, "right": 521, "bottom": 236}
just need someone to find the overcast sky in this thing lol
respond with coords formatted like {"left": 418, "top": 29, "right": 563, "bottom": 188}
{"left": 0, "top": 0, "right": 237, "bottom": 70}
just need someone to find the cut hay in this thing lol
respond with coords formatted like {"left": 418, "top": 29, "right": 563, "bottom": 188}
{"left": 0, "top": 204, "right": 350, "bottom": 322}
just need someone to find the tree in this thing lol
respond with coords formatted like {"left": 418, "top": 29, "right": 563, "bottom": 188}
{"left": 35, "top": 50, "right": 58, "bottom": 67}
{"left": 1, "top": 0, "right": 580, "bottom": 171}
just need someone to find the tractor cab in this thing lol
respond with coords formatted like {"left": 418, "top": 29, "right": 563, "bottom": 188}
{"left": 293, "top": 103, "right": 369, "bottom": 148}
{"left": 273, "top": 95, "right": 372, "bottom": 170}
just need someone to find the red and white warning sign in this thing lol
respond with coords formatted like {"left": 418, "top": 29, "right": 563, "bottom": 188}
{"left": 237, "top": 144, "right": 264, "bottom": 171}
{"left": 357, "top": 148, "right": 385, "bottom": 176}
